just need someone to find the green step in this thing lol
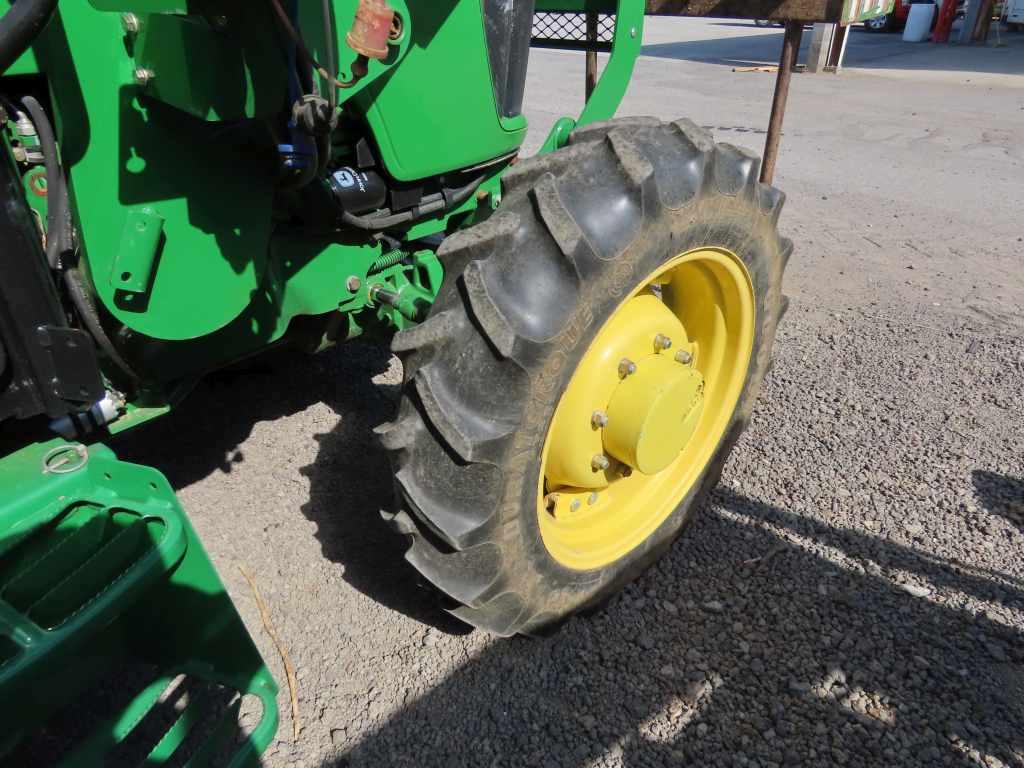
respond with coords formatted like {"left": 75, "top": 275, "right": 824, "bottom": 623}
{"left": 0, "top": 439, "right": 278, "bottom": 766}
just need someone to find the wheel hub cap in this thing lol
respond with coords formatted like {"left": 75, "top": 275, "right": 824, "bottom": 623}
{"left": 604, "top": 355, "right": 705, "bottom": 475}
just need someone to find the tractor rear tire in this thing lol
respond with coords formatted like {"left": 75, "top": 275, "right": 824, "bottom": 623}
{"left": 377, "top": 117, "right": 791, "bottom": 636}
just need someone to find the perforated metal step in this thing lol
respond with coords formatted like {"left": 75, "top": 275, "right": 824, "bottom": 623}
{"left": 0, "top": 439, "right": 278, "bottom": 767}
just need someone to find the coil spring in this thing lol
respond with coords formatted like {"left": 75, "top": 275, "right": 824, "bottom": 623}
{"left": 368, "top": 250, "right": 406, "bottom": 274}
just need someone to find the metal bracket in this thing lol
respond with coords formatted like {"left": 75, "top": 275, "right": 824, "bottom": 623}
{"left": 538, "top": 0, "right": 646, "bottom": 153}
{"left": 111, "top": 208, "right": 164, "bottom": 294}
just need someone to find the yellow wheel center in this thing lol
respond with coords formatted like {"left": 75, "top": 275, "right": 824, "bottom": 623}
{"left": 604, "top": 355, "right": 705, "bottom": 475}
{"left": 536, "top": 247, "right": 756, "bottom": 571}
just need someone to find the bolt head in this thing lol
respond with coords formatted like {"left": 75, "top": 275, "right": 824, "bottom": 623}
{"left": 618, "top": 358, "right": 637, "bottom": 378}
{"left": 654, "top": 333, "right": 673, "bottom": 351}
{"left": 591, "top": 410, "right": 609, "bottom": 429}
{"left": 588, "top": 491, "right": 599, "bottom": 506}
{"left": 133, "top": 68, "right": 155, "bottom": 86}
{"left": 121, "top": 13, "right": 140, "bottom": 34}
{"left": 569, "top": 499, "right": 582, "bottom": 513}
{"left": 675, "top": 349, "right": 693, "bottom": 365}
{"left": 346, "top": 276, "right": 362, "bottom": 292}
{"left": 591, "top": 454, "right": 611, "bottom": 472}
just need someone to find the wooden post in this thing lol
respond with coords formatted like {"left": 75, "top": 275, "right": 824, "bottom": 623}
{"left": 806, "top": 22, "right": 831, "bottom": 72}
{"left": 972, "top": 0, "right": 995, "bottom": 41}
{"left": 760, "top": 21, "right": 803, "bottom": 184}
{"left": 585, "top": 10, "right": 599, "bottom": 101}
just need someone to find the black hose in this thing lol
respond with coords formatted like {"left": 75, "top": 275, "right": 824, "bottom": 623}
{"left": 315, "top": 130, "right": 331, "bottom": 176}
{"left": 318, "top": 0, "right": 336, "bottom": 174}
{"left": 341, "top": 175, "right": 485, "bottom": 232}
{"left": 62, "top": 268, "right": 138, "bottom": 381}
{"left": 17, "top": 99, "right": 137, "bottom": 380}
{"left": 0, "top": 0, "right": 59, "bottom": 75}
{"left": 268, "top": 0, "right": 345, "bottom": 90}
{"left": 19, "top": 95, "right": 64, "bottom": 268}
{"left": 321, "top": 0, "right": 337, "bottom": 111}
{"left": 442, "top": 176, "right": 486, "bottom": 210}
{"left": 342, "top": 197, "right": 443, "bottom": 231}
{"left": 0, "top": 91, "right": 19, "bottom": 116}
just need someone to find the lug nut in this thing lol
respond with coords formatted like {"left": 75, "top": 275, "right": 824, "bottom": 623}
{"left": 569, "top": 499, "right": 582, "bottom": 513}
{"left": 591, "top": 410, "right": 609, "bottom": 429}
{"left": 346, "top": 275, "right": 362, "bottom": 292}
{"left": 618, "top": 358, "right": 637, "bottom": 378}
{"left": 588, "top": 491, "right": 599, "bottom": 506}
{"left": 591, "top": 454, "right": 611, "bottom": 472}
{"left": 654, "top": 333, "right": 673, "bottom": 351}
{"left": 675, "top": 350, "right": 693, "bottom": 365}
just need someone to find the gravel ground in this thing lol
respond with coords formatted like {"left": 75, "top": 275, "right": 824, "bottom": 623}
{"left": 110, "top": 20, "right": 1023, "bottom": 768}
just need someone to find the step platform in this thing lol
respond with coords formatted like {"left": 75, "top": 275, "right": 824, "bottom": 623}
{"left": 0, "top": 439, "right": 278, "bottom": 767}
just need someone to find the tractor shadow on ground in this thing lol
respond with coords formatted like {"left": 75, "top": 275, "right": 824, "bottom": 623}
{"left": 973, "top": 470, "right": 1024, "bottom": 533}
{"left": 115, "top": 341, "right": 465, "bottom": 634}
{"left": 324, "top": 487, "right": 1024, "bottom": 768}
{"left": 294, "top": 342, "right": 472, "bottom": 635}
{"left": 113, "top": 347, "right": 338, "bottom": 489}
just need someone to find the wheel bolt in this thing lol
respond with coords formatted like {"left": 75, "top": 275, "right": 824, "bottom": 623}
{"left": 654, "top": 333, "right": 673, "bottom": 351}
{"left": 133, "top": 67, "right": 155, "bottom": 86}
{"left": 674, "top": 350, "right": 693, "bottom": 365}
{"left": 591, "top": 410, "right": 609, "bottom": 429}
{"left": 591, "top": 454, "right": 611, "bottom": 472}
{"left": 618, "top": 358, "right": 637, "bottom": 378}
{"left": 121, "top": 13, "right": 140, "bottom": 34}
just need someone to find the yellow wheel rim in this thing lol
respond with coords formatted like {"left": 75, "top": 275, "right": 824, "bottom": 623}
{"left": 537, "top": 247, "right": 756, "bottom": 570}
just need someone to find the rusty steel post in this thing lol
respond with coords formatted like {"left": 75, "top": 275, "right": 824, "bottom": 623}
{"left": 760, "top": 20, "right": 803, "bottom": 185}
{"left": 585, "top": 10, "right": 599, "bottom": 101}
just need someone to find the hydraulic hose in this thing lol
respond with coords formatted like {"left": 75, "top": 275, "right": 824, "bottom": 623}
{"left": 19, "top": 95, "right": 65, "bottom": 268}
{"left": 15, "top": 98, "right": 138, "bottom": 381}
{"left": 0, "top": 0, "right": 59, "bottom": 75}
{"left": 321, "top": 0, "right": 337, "bottom": 111}
{"left": 62, "top": 267, "right": 139, "bottom": 381}
{"left": 341, "top": 175, "right": 485, "bottom": 232}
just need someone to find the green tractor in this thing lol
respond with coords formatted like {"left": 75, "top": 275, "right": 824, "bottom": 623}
{"left": 0, "top": 0, "right": 790, "bottom": 763}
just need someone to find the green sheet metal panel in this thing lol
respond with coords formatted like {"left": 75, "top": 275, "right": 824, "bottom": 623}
{"left": 24, "top": 5, "right": 280, "bottom": 342}
{"left": 353, "top": 1, "right": 527, "bottom": 182}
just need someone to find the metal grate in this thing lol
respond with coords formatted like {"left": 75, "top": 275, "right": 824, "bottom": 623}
{"left": 531, "top": 12, "right": 615, "bottom": 51}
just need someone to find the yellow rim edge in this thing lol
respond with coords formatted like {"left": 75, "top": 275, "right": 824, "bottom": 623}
{"left": 536, "top": 247, "right": 756, "bottom": 571}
